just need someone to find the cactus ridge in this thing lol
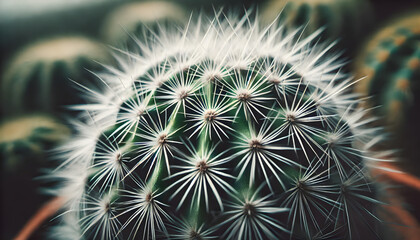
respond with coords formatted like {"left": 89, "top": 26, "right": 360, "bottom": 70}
{"left": 50, "top": 12, "right": 386, "bottom": 240}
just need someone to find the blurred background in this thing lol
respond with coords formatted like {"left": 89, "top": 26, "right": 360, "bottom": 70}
{"left": 1, "top": 0, "right": 419, "bottom": 239}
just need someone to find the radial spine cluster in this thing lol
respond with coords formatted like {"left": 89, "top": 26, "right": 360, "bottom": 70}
{"left": 51, "top": 12, "right": 385, "bottom": 240}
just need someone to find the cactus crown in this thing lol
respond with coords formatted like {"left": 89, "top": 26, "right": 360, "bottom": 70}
{"left": 52, "top": 12, "right": 384, "bottom": 240}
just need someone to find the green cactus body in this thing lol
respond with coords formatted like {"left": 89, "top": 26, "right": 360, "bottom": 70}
{"left": 260, "top": 0, "right": 372, "bottom": 51}
{"left": 50, "top": 13, "right": 386, "bottom": 240}
{"left": 1, "top": 36, "right": 110, "bottom": 115}
{"left": 354, "top": 12, "right": 420, "bottom": 174}
{"left": 101, "top": 1, "right": 188, "bottom": 46}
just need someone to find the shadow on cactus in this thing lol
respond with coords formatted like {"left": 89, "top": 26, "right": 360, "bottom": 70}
{"left": 49, "top": 11, "right": 389, "bottom": 240}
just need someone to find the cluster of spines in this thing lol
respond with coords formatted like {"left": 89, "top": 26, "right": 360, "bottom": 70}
{"left": 51, "top": 12, "right": 385, "bottom": 240}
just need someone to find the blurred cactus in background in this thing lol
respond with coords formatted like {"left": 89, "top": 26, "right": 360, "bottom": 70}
{"left": 0, "top": 114, "right": 70, "bottom": 171}
{"left": 0, "top": 114, "right": 70, "bottom": 239}
{"left": 101, "top": 1, "right": 188, "bottom": 46}
{"left": 0, "top": 36, "right": 110, "bottom": 115}
{"left": 260, "top": 0, "right": 373, "bottom": 52}
{"left": 354, "top": 11, "right": 420, "bottom": 175}
{"left": 48, "top": 11, "right": 389, "bottom": 240}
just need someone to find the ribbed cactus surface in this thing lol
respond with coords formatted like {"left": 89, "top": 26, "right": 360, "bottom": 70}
{"left": 354, "top": 11, "right": 420, "bottom": 174}
{"left": 51, "top": 13, "right": 385, "bottom": 240}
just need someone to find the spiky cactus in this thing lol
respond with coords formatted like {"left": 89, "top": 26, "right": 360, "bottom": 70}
{"left": 50, "top": 12, "right": 387, "bottom": 240}
{"left": 1, "top": 36, "right": 109, "bottom": 115}
{"left": 354, "top": 11, "right": 420, "bottom": 175}
{"left": 260, "top": 0, "right": 373, "bottom": 51}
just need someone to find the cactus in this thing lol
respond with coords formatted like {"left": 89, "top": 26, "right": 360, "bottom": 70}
{"left": 260, "top": 0, "right": 372, "bottom": 51}
{"left": 0, "top": 114, "right": 70, "bottom": 239}
{"left": 50, "top": 12, "right": 387, "bottom": 240}
{"left": 1, "top": 36, "right": 110, "bottom": 115}
{"left": 0, "top": 114, "right": 70, "bottom": 172}
{"left": 354, "top": 11, "right": 420, "bottom": 174}
{"left": 101, "top": 1, "right": 188, "bottom": 46}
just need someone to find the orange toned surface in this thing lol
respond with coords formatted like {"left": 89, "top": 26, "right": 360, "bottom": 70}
{"left": 377, "top": 50, "right": 390, "bottom": 62}
{"left": 14, "top": 197, "right": 64, "bottom": 240}
{"left": 408, "top": 58, "right": 420, "bottom": 70}
{"left": 394, "top": 36, "right": 407, "bottom": 46}
{"left": 396, "top": 78, "right": 410, "bottom": 91}
{"left": 372, "top": 162, "right": 420, "bottom": 240}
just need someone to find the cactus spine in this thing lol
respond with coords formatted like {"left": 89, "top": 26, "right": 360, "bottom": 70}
{"left": 51, "top": 12, "right": 386, "bottom": 240}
